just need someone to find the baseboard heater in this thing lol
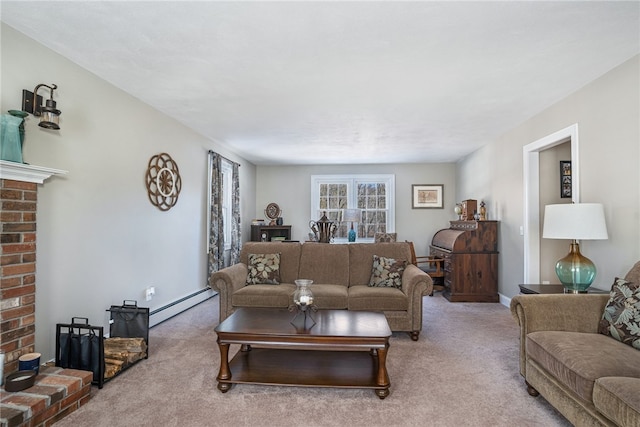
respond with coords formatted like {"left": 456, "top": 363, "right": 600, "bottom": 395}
{"left": 149, "top": 287, "right": 216, "bottom": 328}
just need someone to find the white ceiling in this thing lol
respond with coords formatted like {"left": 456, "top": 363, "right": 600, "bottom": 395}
{"left": 2, "top": 1, "right": 639, "bottom": 165}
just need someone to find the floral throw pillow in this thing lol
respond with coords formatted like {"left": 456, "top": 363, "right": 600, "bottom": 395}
{"left": 246, "top": 253, "right": 281, "bottom": 285}
{"left": 368, "top": 255, "right": 406, "bottom": 289}
{"left": 598, "top": 278, "right": 640, "bottom": 350}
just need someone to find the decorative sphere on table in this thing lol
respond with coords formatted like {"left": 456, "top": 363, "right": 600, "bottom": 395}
{"left": 454, "top": 204, "right": 462, "bottom": 220}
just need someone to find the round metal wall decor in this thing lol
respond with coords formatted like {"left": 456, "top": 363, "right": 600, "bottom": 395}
{"left": 145, "top": 153, "right": 182, "bottom": 211}
{"left": 265, "top": 202, "right": 281, "bottom": 221}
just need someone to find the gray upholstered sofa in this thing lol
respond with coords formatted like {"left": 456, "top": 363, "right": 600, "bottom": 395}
{"left": 210, "top": 241, "right": 432, "bottom": 340}
{"left": 510, "top": 261, "right": 640, "bottom": 427}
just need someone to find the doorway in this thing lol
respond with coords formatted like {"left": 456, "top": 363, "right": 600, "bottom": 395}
{"left": 523, "top": 124, "right": 580, "bottom": 283}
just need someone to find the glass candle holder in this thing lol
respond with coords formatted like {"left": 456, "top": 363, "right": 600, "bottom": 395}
{"left": 293, "top": 279, "right": 314, "bottom": 310}
{"left": 291, "top": 279, "right": 316, "bottom": 329}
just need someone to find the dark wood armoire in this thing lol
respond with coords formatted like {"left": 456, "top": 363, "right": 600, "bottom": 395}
{"left": 430, "top": 220, "right": 499, "bottom": 302}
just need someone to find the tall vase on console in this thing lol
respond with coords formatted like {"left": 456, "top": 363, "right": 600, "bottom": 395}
{"left": 309, "top": 211, "right": 337, "bottom": 243}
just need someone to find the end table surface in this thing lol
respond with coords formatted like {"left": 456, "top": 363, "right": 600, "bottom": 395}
{"left": 519, "top": 284, "right": 609, "bottom": 294}
{"left": 214, "top": 308, "right": 392, "bottom": 398}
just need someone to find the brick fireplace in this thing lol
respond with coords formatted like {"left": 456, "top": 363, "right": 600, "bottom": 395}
{"left": 0, "top": 178, "right": 37, "bottom": 374}
{"left": 0, "top": 161, "right": 67, "bottom": 377}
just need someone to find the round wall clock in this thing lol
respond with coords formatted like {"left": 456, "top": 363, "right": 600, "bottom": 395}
{"left": 145, "top": 153, "right": 182, "bottom": 211}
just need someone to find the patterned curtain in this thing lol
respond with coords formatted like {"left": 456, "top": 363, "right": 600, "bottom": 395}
{"left": 207, "top": 151, "right": 241, "bottom": 282}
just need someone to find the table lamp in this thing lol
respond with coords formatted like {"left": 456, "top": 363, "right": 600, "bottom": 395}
{"left": 342, "top": 209, "right": 361, "bottom": 242}
{"left": 542, "top": 203, "right": 608, "bottom": 293}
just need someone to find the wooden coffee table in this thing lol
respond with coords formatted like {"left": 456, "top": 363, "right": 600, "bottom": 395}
{"left": 214, "top": 308, "right": 392, "bottom": 399}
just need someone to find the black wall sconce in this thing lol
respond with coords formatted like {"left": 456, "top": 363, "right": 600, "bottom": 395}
{"left": 21, "top": 83, "right": 62, "bottom": 129}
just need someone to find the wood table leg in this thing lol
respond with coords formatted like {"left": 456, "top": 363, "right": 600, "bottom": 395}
{"left": 374, "top": 343, "right": 390, "bottom": 399}
{"left": 216, "top": 338, "right": 232, "bottom": 393}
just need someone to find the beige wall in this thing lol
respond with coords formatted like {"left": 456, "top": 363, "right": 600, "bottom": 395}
{"left": 256, "top": 163, "right": 457, "bottom": 255}
{"left": 1, "top": 24, "right": 256, "bottom": 361}
{"left": 458, "top": 55, "right": 640, "bottom": 298}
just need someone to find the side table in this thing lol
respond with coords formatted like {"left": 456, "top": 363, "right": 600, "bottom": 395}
{"left": 519, "top": 284, "right": 609, "bottom": 295}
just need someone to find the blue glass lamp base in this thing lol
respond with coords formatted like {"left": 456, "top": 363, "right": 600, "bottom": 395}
{"left": 555, "top": 242, "right": 596, "bottom": 293}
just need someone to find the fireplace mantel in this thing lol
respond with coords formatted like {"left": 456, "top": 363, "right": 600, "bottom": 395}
{"left": 0, "top": 160, "right": 68, "bottom": 183}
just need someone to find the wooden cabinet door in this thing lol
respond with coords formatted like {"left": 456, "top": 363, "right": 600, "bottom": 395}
{"left": 446, "top": 253, "right": 498, "bottom": 302}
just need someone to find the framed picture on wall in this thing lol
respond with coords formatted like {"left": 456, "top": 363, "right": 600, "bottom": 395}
{"left": 412, "top": 184, "right": 444, "bottom": 209}
{"left": 560, "top": 161, "right": 571, "bottom": 198}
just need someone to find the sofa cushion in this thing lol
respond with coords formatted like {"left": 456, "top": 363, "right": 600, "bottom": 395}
{"left": 246, "top": 253, "right": 281, "bottom": 285}
{"left": 348, "top": 284, "right": 408, "bottom": 311}
{"left": 232, "top": 283, "right": 296, "bottom": 308}
{"left": 368, "top": 255, "right": 406, "bottom": 289}
{"left": 298, "top": 243, "right": 350, "bottom": 286}
{"left": 593, "top": 377, "right": 640, "bottom": 427}
{"left": 303, "top": 284, "right": 348, "bottom": 309}
{"left": 526, "top": 331, "right": 640, "bottom": 403}
{"left": 599, "top": 278, "right": 640, "bottom": 349}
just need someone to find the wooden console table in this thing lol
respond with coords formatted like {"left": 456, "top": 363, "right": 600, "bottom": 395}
{"left": 250, "top": 225, "right": 292, "bottom": 241}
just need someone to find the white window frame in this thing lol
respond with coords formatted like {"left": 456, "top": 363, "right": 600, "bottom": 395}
{"left": 310, "top": 174, "right": 395, "bottom": 243}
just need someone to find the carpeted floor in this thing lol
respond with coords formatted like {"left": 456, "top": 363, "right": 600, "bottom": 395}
{"left": 54, "top": 293, "right": 571, "bottom": 427}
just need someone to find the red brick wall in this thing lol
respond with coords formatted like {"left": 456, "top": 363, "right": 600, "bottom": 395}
{"left": 1, "top": 178, "right": 37, "bottom": 375}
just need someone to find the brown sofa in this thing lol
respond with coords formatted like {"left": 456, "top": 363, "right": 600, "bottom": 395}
{"left": 210, "top": 241, "right": 433, "bottom": 340}
{"left": 510, "top": 261, "right": 640, "bottom": 427}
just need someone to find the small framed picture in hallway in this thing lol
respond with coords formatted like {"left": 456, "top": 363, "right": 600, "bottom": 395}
{"left": 560, "top": 161, "right": 572, "bottom": 198}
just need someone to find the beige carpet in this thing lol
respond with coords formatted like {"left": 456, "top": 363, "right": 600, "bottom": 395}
{"left": 54, "top": 294, "right": 570, "bottom": 427}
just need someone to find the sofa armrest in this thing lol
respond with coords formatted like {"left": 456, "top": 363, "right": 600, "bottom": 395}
{"left": 402, "top": 264, "right": 432, "bottom": 332}
{"left": 510, "top": 294, "right": 610, "bottom": 377}
{"left": 402, "top": 264, "right": 432, "bottom": 297}
{"left": 210, "top": 263, "right": 248, "bottom": 323}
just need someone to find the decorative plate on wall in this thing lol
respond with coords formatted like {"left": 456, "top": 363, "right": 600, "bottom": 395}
{"left": 145, "top": 153, "right": 182, "bottom": 211}
{"left": 265, "top": 202, "right": 281, "bottom": 221}
{"left": 265, "top": 202, "right": 281, "bottom": 225}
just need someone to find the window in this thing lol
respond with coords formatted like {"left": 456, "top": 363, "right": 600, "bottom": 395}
{"left": 311, "top": 174, "right": 395, "bottom": 241}
{"left": 221, "top": 159, "right": 233, "bottom": 251}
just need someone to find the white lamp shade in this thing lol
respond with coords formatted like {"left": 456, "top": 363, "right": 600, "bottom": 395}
{"left": 542, "top": 203, "right": 608, "bottom": 240}
{"left": 342, "top": 209, "right": 361, "bottom": 223}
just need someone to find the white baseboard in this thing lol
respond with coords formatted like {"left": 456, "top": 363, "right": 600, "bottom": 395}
{"left": 499, "top": 293, "right": 511, "bottom": 308}
{"left": 149, "top": 288, "right": 216, "bottom": 328}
